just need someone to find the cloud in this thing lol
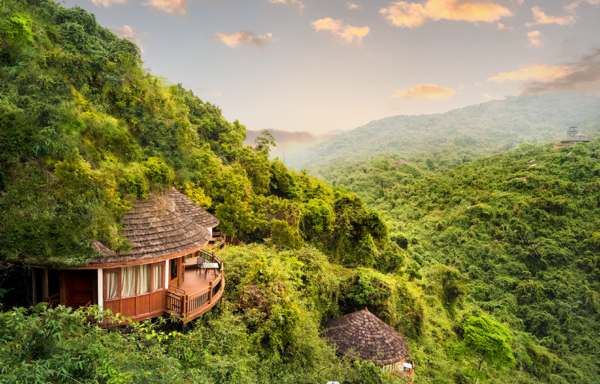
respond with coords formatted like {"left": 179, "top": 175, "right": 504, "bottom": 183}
{"left": 245, "top": 129, "right": 318, "bottom": 148}
{"left": 526, "top": 6, "right": 576, "bottom": 26}
{"left": 458, "top": 84, "right": 466, "bottom": 90}
{"left": 243, "top": 129, "right": 338, "bottom": 159}
{"left": 144, "top": 0, "right": 188, "bottom": 15}
{"left": 522, "top": 49, "right": 600, "bottom": 94}
{"left": 566, "top": 0, "right": 600, "bottom": 12}
{"left": 526, "top": 1, "right": 600, "bottom": 26}
{"left": 347, "top": 2, "right": 360, "bottom": 9}
{"left": 110, "top": 25, "right": 145, "bottom": 53}
{"left": 214, "top": 31, "right": 274, "bottom": 48}
{"left": 380, "top": 0, "right": 512, "bottom": 28}
{"left": 90, "top": 0, "right": 125, "bottom": 7}
{"left": 392, "top": 84, "right": 456, "bottom": 99}
{"left": 527, "top": 30, "right": 543, "bottom": 47}
{"left": 269, "top": 0, "right": 305, "bottom": 15}
{"left": 312, "top": 18, "right": 370, "bottom": 43}
{"left": 488, "top": 64, "right": 573, "bottom": 83}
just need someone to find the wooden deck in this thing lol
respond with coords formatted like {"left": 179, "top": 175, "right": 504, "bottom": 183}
{"left": 180, "top": 265, "right": 220, "bottom": 294}
{"left": 166, "top": 251, "right": 225, "bottom": 323}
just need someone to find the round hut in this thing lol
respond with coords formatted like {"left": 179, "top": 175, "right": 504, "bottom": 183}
{"left": 29, "top": 188, "right": 226, "bottom": 324}
{"left": 555, "top": 127, "right": 593, "bottom": 149}
{"left": 323, "top": 308, "right": 414, "bottom": 379}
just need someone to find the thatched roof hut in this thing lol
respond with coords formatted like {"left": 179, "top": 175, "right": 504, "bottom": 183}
{"left": 30, "top": 187, "right": 225, "bottom": 325}
{"left": 556, "top": 133, "right": 593, "bottom": 148}
{"left": 323, "top": 309, "right": 413, "bottom": 373}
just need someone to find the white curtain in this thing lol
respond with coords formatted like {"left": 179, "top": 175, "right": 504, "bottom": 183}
{"left": 106, "top": 272, "right": 119, "bottom": 299}
{"left": 153, "top": 265, "right": 163, "bottom": 290}
{"left": 121, "top": 266, "right": 136, "bottom": 297}
{"left": 137, "top": 265, "right": 150, "bottom": 294}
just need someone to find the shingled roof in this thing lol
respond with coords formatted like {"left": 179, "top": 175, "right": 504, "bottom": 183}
{"left": 93, "top": 188, "right": 219, "bottom": 264}
{"left": 323, "top": 309, "right": 410, "bottom": 366}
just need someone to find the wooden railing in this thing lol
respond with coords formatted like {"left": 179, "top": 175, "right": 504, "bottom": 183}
{"left": 166, "top": 290, "right": 184, "bottom": 313}
{"left": 210, "top": 232, "right": 227, "bottom": 251}
{"left": 165, "top": 257, "right": 225, "bottom": 322}
{"left": 43, "top": 293, "right": 66, "bottom": 308}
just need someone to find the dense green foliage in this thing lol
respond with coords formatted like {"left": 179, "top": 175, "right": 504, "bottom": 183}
{"left": 286, "top": 92, "right": 600, "bottom": 172}
{"left": 0, "top": 246, "right": 412, "bottom": 384}
{"left": 2, "top": 1, "right": 600, "bottom": 384}
{"left": 315, "top": 141, "right": 600, "bottom": 383}
{"left": 0, "top": 1, "right": 400, "bottom": 382}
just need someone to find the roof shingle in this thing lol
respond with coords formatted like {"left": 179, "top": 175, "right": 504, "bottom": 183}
{"left": 93, "top": 188, "right": 219, "bottom": 263}
{"left": 323, "top": 309, "right": 410, "bottom": 365}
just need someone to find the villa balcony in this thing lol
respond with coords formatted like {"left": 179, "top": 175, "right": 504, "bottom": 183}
{"left": 165, "top": 250, "right": 225, "bottom": 322}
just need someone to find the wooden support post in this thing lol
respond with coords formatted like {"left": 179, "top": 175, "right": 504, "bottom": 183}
{"left": 183, "top": 294, "right": 188, "bottom": 315}
{"left": 97, "top": 269, "right": 103, "bottom": 309}
{"left": 165, "top": 260, "right": 169, "bottom": 290}
{"left": 31, "top": 269, "right": 37, "bottom": 305}
{"left": 209, "top": 281, "right": 213, "bottom": 303}
{"left": 42, "top": 268, "right": 49, "bottom": 300}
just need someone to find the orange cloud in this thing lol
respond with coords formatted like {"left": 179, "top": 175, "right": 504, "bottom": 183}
{"left": 90, "top": 0, "right": 124, "bottom": 7}
{"left": 523, "top": 49, "right": 600, "bottom": 94}
{"left": 487, "top": 64, "right": 573, "bottom": 83}
{"left": 526, "top": 6, "right": 576, "bottom": 26}
{"left": 270, "top": 0, "right": 305, "bottom": 15}
{"left": 527, "top": 30, "right": 543, "bottom": 47}
{"left": 380, "top": 0, "right": 512, "bottom": 28}
{"left": 312, "top": 18, "right": 370, "bottom": 43}
{"left": 347, "top": 2, "right": 360, "bottom": 10}
{"left": 392, "top": 84, "right": 456, "bottom": 99}
{"left": 214, "top": 32, "right": 274, "bottom": 48}
{"left": 145, "top": 0, "right": 188, "bottom": 15}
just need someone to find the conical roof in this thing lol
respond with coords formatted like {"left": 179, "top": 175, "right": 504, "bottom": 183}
{"left": 323, "top": 309, "right": 410, "bottom": 365}
{"left": 93, "top": 188, "right": 219, "bottom": 263}
{"left": 561, "top": 133, "right": 593, "bottom": 143}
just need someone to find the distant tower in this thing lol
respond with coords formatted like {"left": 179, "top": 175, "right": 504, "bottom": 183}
{"left": 568, "top": 126, "right": 578, "bottom": 137}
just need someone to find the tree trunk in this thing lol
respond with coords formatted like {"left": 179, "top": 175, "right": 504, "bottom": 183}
{"left": 474, "top": 356, "right": 485, "bottom": 384}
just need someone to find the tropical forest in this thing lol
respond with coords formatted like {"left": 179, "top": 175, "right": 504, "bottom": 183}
{"left": 0, "top": 1, "right": 599, "bottom": 384}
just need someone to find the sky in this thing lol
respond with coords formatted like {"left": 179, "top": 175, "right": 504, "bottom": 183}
{"left": 64, "top": 0, "right": 600, "bottom": 134}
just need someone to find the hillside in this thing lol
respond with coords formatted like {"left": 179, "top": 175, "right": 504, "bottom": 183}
{"left": 0, "top": 0, "right": 389, "bottom": 268}
{"left": 316, "top": 141, "right": 600, "bottom": 383}
{"left": 1, "top": 1, "right": 600, "bottom": 384}
{"left": 285, "top": 92, "right": 600, "bottom": 171}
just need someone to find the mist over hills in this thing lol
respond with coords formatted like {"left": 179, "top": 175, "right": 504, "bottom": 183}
{"left": 284, "top": 92, "right": 600, "bottom": 171}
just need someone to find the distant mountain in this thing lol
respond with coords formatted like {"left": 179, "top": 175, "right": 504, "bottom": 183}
{"left": 284, "top": 92, "right": 600, "bottom": 171}
{"left": 323, "top": 129, "right": 346, "bottom": 135}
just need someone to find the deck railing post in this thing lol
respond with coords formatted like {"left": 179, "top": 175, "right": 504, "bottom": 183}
{"left": 183, "top": 294, "right": 188, "bottom": 314}
{"left": 209, "top": 281, "right": 213, "bottom": 303}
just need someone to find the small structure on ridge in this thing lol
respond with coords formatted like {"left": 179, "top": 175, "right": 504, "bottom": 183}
{"left": 323, "top": 308, "right": 414, "bottom": 380}
{"left": 555, "top": 126, "right": 593, "bottom": 148}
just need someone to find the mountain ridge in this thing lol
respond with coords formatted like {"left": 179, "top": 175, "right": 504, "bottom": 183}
{"left": 285, "top": 92, "right": 600, "bottom": 171}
